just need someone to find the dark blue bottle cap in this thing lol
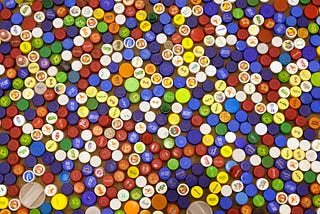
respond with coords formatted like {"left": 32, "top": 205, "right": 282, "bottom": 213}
{"left": 132, "top": 110, "right": 144, "bottom": 122}
{"left": 181, "top": 108, "right": 193, "bottom": 120}
{"left": 240, "top": 160, "right": 252, "bottom": 171}
{"left": 159, "top": 62, "right": 174, "bottom": 77}
{"left": 290, "top": 6, "right": 303, "bottom": 17}
{"left": 149, "top": 41, "right": 161, "bottom": 53}
{"left": 219, "top": 197, "right": 232, "bottom": 210}
{"left": 297, "top": 16, "right": 309, "bottom": 28}
{"left": 243, "top": 48, "right": 258, "bottom": 62}
{"left": 267, "top": 201, "right": 279, "bottom": 214}
{"left": 226, "top": 61, "right": 237, "bottom": 73}
{"left": 198, "top": 175, "right": 210, "bottom": 188}
{"left": 300, "top": 93, "right": 312, "bottom": 105}
{"left": 234, "top": 137, "right": 246, "bottom": 148}
{"left": 150, "top": 54, "right": 162, "bottom": 65}
{"left": 113, "top": 86, "right": 126, "bottom": 98}
{"left": 105, "top": 160, "right": 117, "bottom": 173}
{"left": 151, "top": 21, "right": 163, "bottom": 34}
{"left": 84, "top": 176, "right": 97, "bottom": 189}
{"left": 167, "top": 178, "right": 179, "bottom": 189}
{"left": 180, "top": 120, "right": 192, "bottom": 132}
{"left": 296, "top": 183, "right": 309, "bottom": 196}
{"left": 42, "top": 152, "right": 55, "bottom": 165}
{"left": 204, "top": 47, "right": 217, "bottom": 59}
{"left": 215, "top": 210, "right": 225, "bottom": 214}
{"left": 273, "top": 24, "right": 286, "bottom": 36}
{"left": 118, "top": 98, "right": 130, "bottom": 109}
{"left": 240, "top": 172, "right": 253, "bottom": 184}
{"left": 54, "top": 211, "right": 64, "bottom": 214}
{"left": 207, "top": 114, "right": 219, "bottom": 126}
{"left": 280, "top": 169, "right": 291, "bottom": 181}
{"left": 202, "top": 80, "right": 214, "bottom": 92}
{"left": 308, "top": 60, "right": 320, "bottom": 72}
{"left": 245, "top": 184, "right": 258, "bottom": 197}
{"left": 186, "top": 16, "right": 198, "bottom": 28}
{"left": 0, "top": 107, "right": 5, "bottom": 119}
{"left": 179, "top": 157, "right": 192, "bottom": 169}
{"left": 214, "top": 136, "right": 226, "bottom": 147}
{"left": 42, "top": 20, "right": 53, "bottom": 32}
{"left": 261, "top": 69, "right": 273, "bottom": 81}
{"left": 259, "top": 4, "right": 274, "bottom": 18}
{"left": 4, "top": 173, "right": 16, "bottom": 185}
{"left": 156, "top": 114, "right": 167, "bottom": 126}
{"left": 50, "top": 161, "right": 62, "bottom": 175}
{"left": 263, "top": 188, "right": 276, "bottom": 201}
{"left": 304, "top": 128, "right": 316, "bottom": 141}
{"left": 0, "top": 174, "right": 3, "bottom": 184}
{"left": 46, "top": 9, "right": 56, "bottom": 20}
{"left": 284, "top": 181, "right": 296, "bottom": 194}
{"left": 244, "top": 7, "right": 256, "bottom": 18}
{"left": 62, "top": 38, "right": 74, "bottom": 50}
{"left": 18, "top": 68, "right": 30, "bottom": 79}
{"left": 191, "top": 163, "right": 204, "bottom": 176}
{"left": 175, "top": 0, "right": 186, "bottom": 8}
{"left": 126, "top": 17, "right": 137, "bottom": 29}
{"left": 235, "top": 192, "right": 248, "bottom": 205}
{"left": 81, "top": 190, "right": 97, "bottom": 207}
{"left": 0, "top": 21, "right": 11, "bottom": 31}
{"left": 66, "top": 26, "right": 78, "bottom": 38}
{"left": 235, "top": 0, "right": 247, "bottom": 9}
{"left": 222, "top": 12, "right": 233, "bottom": 23}
{"left": 81, "top": 164, "right": 93, "bottom": 176}
{"left": 162, "top": 0, "right": 174, "bottom": 6}
{"left": 147, "top": 122, "right": 158, "bottom": 134}
{"left": 273, "top": 12, "right": 286, "bottom": 24}
{"left": 175, "top": 168, "right": 186, "bottom": 181}
{"left": 203, "top": 2, "right": 218, "bottom": 16}
{"left": 248, "top": 113, "right": 260, "bottom": 125}
{"left": 187, "top": 98, "right": 200, "bottom": 111}
{"left": 163, "top": 24, "right": 175, "bottom": 36}
{"left": 244, "top": 144, "right": 256, "bottom": 156}
{"left": 173, "top": 76, "right": 186, "bottom": 89}
{"left": 268, "top": 123, "right": 279, "bottom": 135}
{"left": 53, "top": 0, "right": 64, "bottom": 5}
{"left": 47, "top": 101, "right": 59, "bottom": 112}
{"left": 66, "top": 86, "right": 79, "bottom": 98}
{"left": 299, "top": 105, "right": 311, "bottom": 117}
{"left": 4, "top": 0, "right": 16, "bottom": 9}
{"left": 59, "top": 171, "right": 70, "bottom": 183}
{"left": 192, "top": 87, "right": 204, "bottom": 99}
{"left": 67, "top": 100, "right": 79, "bottom": 112}
{"left": 207, "top": 146, "right": 219, "bottom": 157}
{"left": 187, "top": 129, "right": 202, "bottom": 145}
{"left": 127, "top": 131, "right": 139, "bottom": 143}
{"left": 216, "top": 68, "right": 228, "bottom": 80}
{"left": 88, "top": 112, "right": 99, "bottom": 123}
{"left": 62, "top": 160, "right": 74, "bottom": 171}
{"left": 177, "top": 196, "right": 190, "bottom": 209}
{"left": 0, "top": 78, "right": 11, "bottom": 90}
{"left": 212, "top": 56, "right": 224, "bottom": 68}
{"left": 40, "top": 202, "right": 53, "bottom": 214}
{"left": 140, "top": 49, "right": 151, "bottom": 60}
{"left": 100, "top": 80, "right": 112, "bottom": 92}
{"left": 302, "top": 46, "right": 316, "bottom": 60}
{"left": 72, "top": 138, "right": 84, "bottom": 149}
{"left": 30, "top": 141, "right": 45, "bottom": 157}
{"left": 159, "top": 167, "right": 171, "bottom": 180}
{"left": 240, "top": 122, "right": 252, "bottom": 135}
{"left": 102, "top": 32, "right": 114, "bottom": 44}
{"left": 0, "top": 133, "right": 9, "bottom": 145}
{"left": 0, "top": 162, "right": 10, "bottom": 174}
{"left": 32, "top": 95, "right": 45, "bottom": 107}
{"left": 97, "top": 104, "right": 109, "bottom": 115}
{"left": 225, "top": 160, "right": 237, "bottom": 172}
{"left": 305, "top": 209, "right": 316, "bottom": 214}
{"left": 166, "top": 190, "right": 178, "bottom": 203}
{"left": 274, "top": 158, "right": 287, "bottom": 170}
{"left": 61, "top": 183, "right": 73, "bottom": 195}
{"left": 185, "top": 174, "right": 198, "bottom": 187}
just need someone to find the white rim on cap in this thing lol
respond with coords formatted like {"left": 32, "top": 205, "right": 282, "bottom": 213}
{"left": 271, "top": 36, "right": 283, "bottom": 47}
{"left": 287, "top": 159, "right": 299, "bottom": 171}
{"left": 70, "top": 6, "right": 81, "bottom": 17}
{"left": 0, "top": 185, "right": 7, "bottom": 196}
{"left": 20, "top": 5, "right": 32, "bottom": 16}
{"left": 269, "top": 147, "right": 280, "bottom": 158}
{"left": 205, "top": 65, "right": 217, "bottom": 77}
{"left": 131, "top": 56, "right": 143, "bottom": 68}
{"left": 171, "top": 103, "right": 183, "bottom": 113}
{"left": 44, "top": 184, "right": 57, "bottom": 197}
{"left": 81, "top": 6, "right": 93, "bottom": 17}
{"left": 55, "top": 150, "right": 66, "bottom": 162}
{"left": 143, "top": 185, "right": 155, "bottom": 197}
{"left": 120, "top": 109, "right": 132, "bottom": 121}
{"left": 225, "top": 132, "right": 236, "bottom": 143}
{"left": 76, "top": 92, "right": 88, "bottom": 104}
{"left": 243, "top": 83, "right": 256, "bottom": 95}
{"left": 215, "top": 36, "right": 226, "bottom": 48}
{"left": 67, "top": 148, "right": 79, "bottom": 160}
{"left": 267, "top": 103, "right": 279, "bottom": 114}
{"left": 311, "top": 161, "right": 320, "bottom": 173}
{"left": 136, "top": 176, "right": 147, "bottom": 188}
{"left": 279, "top": 204, "right": 291, "bottom": 214}
{"left": 85, "top": 141, "right": 97, "bottom": 153}
{"left": 255, "top": 123, "right": 267, "bottom": 135}
{"left": 317, "top": 174, "right": 320, "bottom": 184}
{"left": 157, "top": 127, "right": 169, "bottom": 139}
{"left": 232, "top": 149, "right": 246, "bottom": 162}
{"left": 200, "top": 155, "right": 213, "bottom": 167}
{"left": 52, "top": 18, "right": 63, "bottom": 28}
{"left": 71, "top": 60, "right": 83, "bottom": 71}
{"left": 235, "top": 91, "right": 247, "bottom": 102}
{"left": 32, "top": 28, "right": 43, "bottom": 38}
{"left": 257, "top": 43, "right": 269, "bottom": 54}
{"left": 73, "top": 35, "right": 85, "bottom": 46}
{"left": 145, "top": 111, "right": 156, "bottom": 122}
{"left": 215, "top": 25, "right": 227, "bottom": 36}
{"left": 150, "top": 97, "right": 162, "bottom": 109}
{"left": 139, "top": 101, "right": 151, "bottom": 112}
{"left": 100, "top": 55, "right": 111, "bottom": 66}
{"left": 301, "top": 81, "right": 312, "bottom": 92}
{"left": 250, "top": 154, "right": 261, "bottom": 166}
{"left": 13, "top": 115, "right": 26, "bottom": 127}
{"left": 135, "top": 122, "right": 146, "bottom": 134}
{"left": 299, "top": 160, "right": 311, "bottom": 172}
{"left": 221, "top": 185, "right": 232, "bottom": 197}
{"left": 79, "top": 151, "right": 91, "bottom": 163}
{"left": 85, "top": 206, "right": 101, "bottom": 214}
{"left": 139, "top": 197, "right": 151, "bottom": 209}
{"left": 312, "top": 140, "right": 320, "bottom": 151}
{"left": 200, "top": 124, "right": 211, "bottom": 135}
{"left": 90, "top": 156, "right": 102, "bottom": 167}
{"left": 181, "top": 6, "right": 192, "bottom": 17}
{"left": 288, "top": 194, "right": 300, "bottom": 206}
{"left": 117, "top": 189, "right": 130, "bottom": 202}
{"left": 18, "top": 146, "right": 30, "bottom": 158}
{"left": 211, "top": 15, "right": 222, "bottom": 26}
{"left": 231, "top": 180, "right": 244, "bottom": 192}
{"left": 110, "top": 199, "right": 121, "bottom": 210}
{"left": 195, "top": 72, "right": 207, "bottom": 83}
{"left": 155, "top": 182, "right": 167, "bottom": 194}
{"left": 300, "top": 140, "right": 311, "bottom": 151}
{"left": 112, "top": 150, "right": 123, "bottom": 162}
{"left": 306, "top": 150, "right": 317, "bottom": 162}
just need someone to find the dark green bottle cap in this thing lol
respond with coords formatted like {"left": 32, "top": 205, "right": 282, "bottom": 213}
{"left": 163, "top": 91, "right": 175, "bottom": 103}
{"left": 206, "top": 166, "right": 218, "bottom": 178}
{"left": 63, "top": 15, "right": 75, "bottom": 27}
{"left": 12, "top": 78, "right": 24, "bottom": 90}
{"left": 272, "top": 178, "right": 284, "bottom": 191}
{"left": 304, "top": 171, "right": 316, "bottom": 184}
{"left": 119, "top": 26, "right": 131, "bottom": 39}
{"left": 19, "top": 134, "right": 32, "bottom": 146}
{"left": 51, "top": 42, "right": 62, "bottom": 54}
{"left": 280, "top": 122, "right": 292, "bottom": 134}
{"left": 86, "top": 98, "right": 99, "bottom": 110}
{"left": 215, "top": 123, "right": 227, "bottom": 136}
{"left": 128, "top": 92, "right": 140, "bottom": 104}
{"left": 42, "top": 0, "right": 53, "bottom": 8}
{"left": 50, "top": 54, "right": 62, "bottom": 66}
{"left": 253, "top": 195, "right": 265, "bottom": 207}
{"left": 261, "top": 156, "right": 274, "bottom": 168}
{"left": 75, "top": 16, "right": 86, "bottom": 28}
{"left": 0, "top": 146, "right": 9, "bottom": 159}
{"left": 32, "top": 38, "right": 44, "bottom": 49}
{"left": 97, "top": 22, "right": 108, "bottom": 33}
{"left": 147, "top": 12, "right": 158, "bottom": 23}
{"left": 300, "top": 0, "right": 310, "bottom": 4}
{"left": 199, "top": 105, "right": 210, "bottom": 117}
{"left": 60, "top": 138, "right": 72, "bottom": 151}
{"left": 247, "top": 0, "right": 259, "bottom": 6}
{"left": 257, "top": 144, "right": 269, "bottom": 157}
{"left": 56, "top": 71, "right": 67, "bottom": 83}
{"left": 160, "top": 103, "right": 171, "bottom": 114}
{"left": 39, "top": 46, "right": 52, "bottom": 58}
{"left": 130, "top": 188, "right": 142, "bottom": 200}
{"left": 248, "top": 132, "right": 260, "bottom": 144}
{"left": 278, "top": 71, "right": 290, "bottom": 83}
{"left": 0, "top": 96, "right": 11, "bottom": 107}
{"left": 261, "top": 112, "right": 273, "bottom": 124}
{"left": 17, "top": 99, "right": 29, "bottom": 111}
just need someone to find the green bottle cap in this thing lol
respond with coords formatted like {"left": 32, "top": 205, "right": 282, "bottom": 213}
{"left": 63, "top": 15, "right": 75, "bottom": 27}
{"left": 86, "top": 98, "right": 99, "bottom": 110}
{"left": 215, "top": 123, "right": 227, "bottom": 136}
{"left": 130, "top": 188, "right": 142, "bottom": 200}
{"left": 0, "top": 147, "right": 9, "bottom": 160}
{"left": 253, "top": 195, "right": 265, "bottom": 207}
{"left": 50, "top": 54, "right": 62, "bottom": 66}
{"left": 119, "top": 26, "right": 131, "bottom": 39}
{"left": 199, "top": 105, "right": 210, "bottom": 117}
{"left": 257, "top": 144, "right": 269, "bottom": 157}
{"left": 20, "top": 134, "right": 32, "bottom": 146}
{"left": 115, "top": 210, "right": 125, "bottom": 214}
{"left": 163, "top": 138, "right": 174, "bottom": 149}
{"left": 97, "top": 22, "right": 108, "bottom": 33}
{"left": 175, "top": 88, "right": 191, "bottom": 104}
{"left": 128, "top": 92, "right": 140, "bottom": 104}
{"left": 304, "top": 171, "right": 316, "bottom": 184}
{"left": 272, "top": 178, "right": 284, "bottom": 191}
{"left": 12, "top": 78, "right": 24, "bottom": 90}
{"left": 56, "top": 71, "right": 67, "bottom": 83}
{"left": 0, "top": 96, "right": 11, "bottom": 107}
{"left": 167, "top": 158, "right": 179, "bottom": 171}
{"left": 69, "top": 196, "right": 81, "bottom": 210}
{"left": 60, "top": 138, "right": 72, "bottom": 151}
{"left": 312, "top": 195, "right": 320, "bottom": 208}
{"left": 300, "top": 0, "right": 310, "bottom": 4}
{"left": 261, "top": 156, "right": 274, "bottom": 168}
{"left": 30, "top": 209, "right": 41, "bottom": 214}
{"left": 39, "top": 46, "right": 51, "bottom": 58}
{"left": 232, "top": 8, "right": 244, "bottom": 19}
{"left": 42, "top": 0, "right": 53, "bottom": 9}
{"left": 124, "top": 78, "right": 139, "bottom": 92}
{"left": 308, "top": 23, "right": 319, "bottom": 34}
{"left": 247, "top": 0, "right": 259, "bottom": 6}
{"left": 32, "top": 38, "right": 44, "bottom": 49}
{"left": 75, "top": 16, "right": 86, "bottom": 28}
{"left": 261, "top": 112, "right": 273, "bottom": 124}
{"left": 51, "top": 42, "right": 62, "bottom": 54}
{"left": 164, "top": 91, "right": 175, "bottom": 103}
{"left": 17, "top": 99, "right": 29, "bottom": 111}
{"left": 147, "top": 12, "right": 158, "bottom": 23}
{"left": 248, "top": 132, "right": 260, "bottom": 144}
{"left": 160, "top": 103, "right": 171, "bottom": 114}
{"left": 206, "top": 166, "right": 218, "bottom": 178}
{"left": 311, "top": 73, "right": 320, "bottom": 87}
{"left": 280, "top": 122, "right": 292, "bottom": 134}
{"left": 278, "top": 71, "right": 290, "bottom": 83}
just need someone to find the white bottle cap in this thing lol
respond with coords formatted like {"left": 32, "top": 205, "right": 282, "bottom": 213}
{"left": 299, "top": 160, "right": 311, "bottom": 172}
{"left": 79, "top": 151, "right": 91, "bottom": 163}
{"left": 232, "top": 149, "right": 246, "bottom": 162}
{"left": 55, "top": 150, "right": 66, "bottom": 162}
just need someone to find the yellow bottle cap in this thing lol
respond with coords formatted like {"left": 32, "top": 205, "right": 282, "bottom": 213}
{"left": 293, "top": 149, "right": 305, "bottom": 161}
{"left": 51, "top": 193, "right": 68, "bottom": 210}
{"left": 140, "top": 20, "right": 151, "bottom": 32}
{"left": 77, "top": 106, "right": 89, "bottom": 118}
{"left": 45, "top": 77, "right": 57, "bottom": 88}
{"left": 289, "top": 75, "right": 301, "bottom": 86}
{"left": 193, "top": 46, "right": 204, "bottom": 58}
{"left": 46, "top": 140, "right": 58, "bottom": 152}
{"left": 216, "top": 172, "right": 229, "bottom": 184}
{"left": 317, "top": 46, "right": 320, "bottom": 56}
{"left": 24, "top": 77, "right": 36, "bottom": 88}
{"left": 202, "top": 94, "right": 214, "bottom": 106}
{"left": 20, "top": 41, "right": 32, "bottom": 54}
{"left": 191, "top": 186, "right": 203, "bottom": 199}
{"left": 140, "top": 77, "right": 152, "bottom": 88}
{"left": 28, "top": 62, "right": 40, "bottom": 74}
{"left": 173, "top": 14, "right": 185, "bottom": 26}
{"left": 281, "top": 148, "right": 293, "bottom": 160}
{"left": 181, "top": 38, "right": 194, "bottom": 50}
{"left": 202, "top": 135, "right": 214, "bottom": 146}
{"left": 273, "top": 112, "right": 285, "bottom": 124}
{"left": 299, "top": 70, "right": 311, "bottom": 80}
{"left": 219, "top": 111, "right": 231, "bottom": 123}
{"left": 127, "top": 166, "right": 139, "bottom": 178}
{"left": 215, "top": 80, "right": 227, "bottom": 91}
{"left": 177, "top": 66, "right": 189, "bottom": 77}
{"left": 220, "top": 145, "right": 232, "bottom": 158}
{"left": 107, "top": 96, "right": 119, "bottom": 107}
{"left": 183, "top": 51, "right": 195, "bottom": 63}
{"left": 211, "top": 103, "right": 223, "bottom": 114}
{"left": 0, "top": 209, "right": 10, "bottom": 214}
{"left": 207, "top": 194, "right": 219, "bottom": 206}
{"left": 0, "top": 197, "right": 9, "bottom": 209}
{"left": 168, "top": 113, "right": 180, "bottom": 125}
{"left": 277, "top": 98, "right": 289, "bottom": 110}
{"left": 93, "top": 8, "right": 105, "bottom": 20}
{"left": 291, "top": 126, "right": 303, "bottom": 139}
{"left": 86, "top": 86, "right": 98, "bottom": 97}
{"left": 109, "top": 107, "right": 120, "bottom": 119}
{"left": 292, "top": 170, "right": 304, "bottom": 183}
{"left": 96, "top": 91, "right": 108, "bottom": 103}
{"left": 136, "top": 10, "right": 147, "bottom": 21}
{"left": 209, "top": 182, "right": 221, "bottom": 194}
{"left": 290, "top": 86, "right": 302, "bottom": 98}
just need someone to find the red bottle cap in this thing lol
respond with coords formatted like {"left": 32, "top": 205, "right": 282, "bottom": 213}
{"left": 67, "top": 126, "right": 79, "bottom": 138}
{"left": 195, "top": 144, "right": 207, "bottom": 156}
{"left": 267, "top": 167, "right": 280, "bottom": 179}
{"left": 262, "top": 134, "right": 274, "bottom": 146}
{"left": 253, "top": 166, "right": 266, "bottom": 178}
{"left": 70, "top": 169, "right": 83, "bottom": 182}
{"left": 171, "top": 147, "right": 183, "bottom": 159}
{"left": 139, "top": 163, "right": 152, "bottom": 176}
{"left": 42, "top": 172, "right": 55, "bottom": 184}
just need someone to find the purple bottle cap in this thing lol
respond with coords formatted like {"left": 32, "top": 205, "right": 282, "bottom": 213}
{"left": 203, "top": 2, "right": 218, "bottom": 16}
{"left": 0, "top": 107, "right": 5, "bottom": 119}
{"left": 0, "top": 21, "right": 12, "bottom": 31}
{"left": 132, "top": 110, "right": 144, "bottom": 122}
{"left": 248, "top": 113, "right": 260, "bottom": 125}
{"left": 297, "top": 16, "right": 309, "bottom": 28}
{"left": 50, "top": 161, "right": 62, "bottom": 175}
{"left": 114, "top": 86, "right": 126, "bottom": 98}
{"left": 38, "top": 58, "right": 51, "bottom": 70}
{"left": 102, "top": 32, "right": 114, "bottom": 44}
{"left": 302, "top": 46, "right": 316, "bottom": 60}
{"left": 177, "top": 196, "right": 190, "bottom": 209}
{"left": 73, "top": 210, "right": 84, "bottom": 214}
{"left": 159, "top": 62, "right": 174, "bottom": 77}
{"left": 151, "top": 22, "right": 163, "bottom": 34}
{"left": 205, "top": 47, "right": 217, "bottom": 59}
{"left": 187, "top": 130, "right": 202, "bottom": 145}
{"left": 53, "top": 0, "right": 64, "bottom": 5}
{"left": 150, "top": 54, "right": 162, "bottom": 65}
{"left": 186, "top": 16, "right": 198, "bottom": 28}
{"left": 42, "top": 152, "right": 55, "bottom": 165}
{"left": 231, "top": 50, "right": 243, "bottom": 62}
{"left": 81, "top": 164, "right": 93, "bottom": 176}
{"left": 24, "top": 155, "right": 37, "bottom": 168}
{"left": 192, "top": 87, "right": 204, "bottom": 99}
{"left": 236, "top": 0, "right": 247, "bottom": 9}
{"left": 268, "top": 123, "right": 279, "bottom": 135}
{"left": 149, "top": 42, "right": 161, "bottom": 54}
{"left": 198, "top": 175, "right": 210, "bottom": 188}
{"left": 47, "top": 101, "right": 59, "bottom": 112}
{"left": 32, "top": 95, "right": 45, "bottom": 107}
{"left": 185, "top": 175, "right": 198, "bottom": 187}
{"left": 66, "top": 26, "right": 78, "bottom": 38}
{"left": 243, "top": 48, "right": 258, "bottom": 62}
{"left": 305, "top": 209, "right": 316, "bottom": 214}
{"left": 156, "top": 114, "right": 168, "bottom": 126}
{"left": 105, "top": 160, "right": 117, "bottom": 173}
{"left": 97, "top": 104, "right": 109, "bottom": 115}
{"left": 296, "top": 183, "right": 309, "bottom": 196}
{"left": 166, "top": 190, "right": 179, "bottom": 202}
{"left": 299, "top": 105, "right": 311, "bottom": 117}
{"left": 0, "top": 162, "right": 10, "bottom": 174}
{"left": 84, "top": 176, "right": 97, "bottom": 189}
{"left": 0, "top": 43, "right": 11, "bottom": 55}
{"left": 240, "top": 160, "right": 252, "bottom": 171}
{"left": 261, "top": 69, "right": 273, "bottom": 81}
{"left": 61, "top": 183, "right": 73, "bottom": 195}
{"left": 0, "top": 133, "right": 9, "bottom": 145}
{"left": 0, "top": 174, "right": 3, "bottom": 184}
{"left": 212, "top": 56, "right": 224, "bottom": 68}
{"left": 4, "top": 173, "right": 16, "bottom": 185}
{"left": 42, "top": 20, "right": 53, "bottom": 32}
{"left": 180, "top": 120, "right": 192, "bottom": 132}
{"left": 162, "top": 0, "right": 174, "bottom": 6}
{"left": 81, "top": 190, "right": 97, "bottom": 207}
{"left": 67, "top": 113, "right": 80, "bottom": 125}
{"left": 226, "top": 61, "right": 237, "bottom": 73}
{"left": 207, "top": 146, "right": 219, "bottom": 157}
{"left": 24, "top": 109, "right": 36, "bottom": 121}
{"left": 303, "top": 128, "right": 316, "bottom": 141}
{"left": 191, "top": 163, "right": 204, "bottom": 176}
{"left": 202, "top": 80, "right": 214, "bottom": 92}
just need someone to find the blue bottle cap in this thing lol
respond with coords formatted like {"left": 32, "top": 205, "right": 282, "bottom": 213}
{"left": 305, "top": 209, "right": 316, "bottom": 214}
{"left": 187, "top": 129, "right": 202, "bottom": 145}
{"left": 188, "top": 98, "right": 200, "bottom": 111}
{"left": 177, "top": 196, "right": 190, "bottom": 209}
{"left": 241, "top": 172, "right": 253, "bottom": 184}
{"left": 198, "top": 175, "right": 210, "bottom": 188}
{"left": 43, "top": 32, "right": 55, "bottom": 44}
{"left": 153, "top": 85, "right": 165, "bottom": 97}
{"left": 243, "top": 48, "right": 258, "bottom": 63}
{"left": 280, "top": 169, "right": 291, "bottom": 181}
{"left": 25, "top": 155, "right": 37, "bottom": 168}
{"left": 151, "top": 22, "right": 163, "bottom": 34}
{"left": 0, "top": 133, "right": 9, "bottom": 145}
{"left": 123, "top": 49, "right": 135, "bottom": 61}
{"left": 245, "top": 184, "right": 258, "bottom": 197}
{"left": 61, "top": 183, "right": 73, "bottom": 195}
{"left": 235, "top": 41, "right": 247, "bottom": 51}
{"left": 114, "top": 86, "right": 126, "bottom": 98}
{"left": 310, "top": 35, "right": 320, "bottom": 47}
{"left": 219, "top": 197, "right": 232, "bottom": 210}
{"left": 72, "top": 138, "right": 84, "bottom": 149}
{"left": 290, "top": 6, "right": 303, "bottom": 17}
{"left": 235, "top": 110, "right": 247, "bottom": 122}
{"left": 185, "top": 174, "right": 198, "bottom": 187}
{"left": 175, "top": 136, "right": 187, "bottom": 148}
{"left": 192, "top": 87, "right": 204, "bottom": 99}
{"left": 224, "top": 98, "right": 240, "bottom": 114}
{"left": 59, "top": 171, "right": 70, "bottom": 183}
{"left": 299, "top": 105, "right": 311, "bottom": 117}
{"left": 216, "top": 68, "right": 228, "bottom": 80}
{"left": 62, "top": 160, "right": 74, "bottom": 171}
{"left": 222, "top": 12, "right": 233, "bottom": 23}
{"left": 267, "top": 201, "right": 279, "bottom": 214}
{"left": 244, "top": 144, "right": 256, "bottom": 156}
{"left": 186, "top": 16, "right": 198, "bottom": 28}
{"left": 0, "top": 107, "right": 5, "bottom": 119}
{"left": 100, "top": 80, "right": 112, "bottom": 92}
{"left": 248, "top": 113, "right": 260, "bottom": 125}
{"left": 4, "top": 0, "right": 16, "bottom": 9}
{"left": 42, "top": 20, "right": 53, "bottom": 32}
{"left": 81, "top": 190, "right": 97, "bottom": 207}
{"left": 302, "top": 46, "right": 316, "bottom": 60}
{"left": 159, "top": 167, "right": 171, "bottom": 180}
{"left": 0, "top": 162, "right": 10, "bottom": 174}
{"left": 159, "top": 61, "right": 174, "bottom": 77}
{"left": 263, "top": 188, "right": 276, "bottom": 201}
{"left": 159, "top": 13, "right": 171, "bottom": 25}
{"left": 147, "top": 122, "right": 158, "bottom": 133}
{"left": 84, "top": 176, "right": 97, "bottom": 189}
{"left": 180, "top": 119, "right": 192, "bottom": 132}
{"left": 297, "top": 16, "right": 309, "bottom": 28}
{"left": 97, "top": 104, "right": 109, "bottom": 115}
{"left": 88, "top": 111, "right": 99, "bottom": 123}
{"left": 274, "top": 135, "right": 287, "bottom": 148}
{"left": 225, "top": 160, "right": 237, "bottom": 172}
{"left": 235, "top": 192, "right": 248, "bottom": 205}
{"left": 240, "top": 122, "right": 252, "bottom": 135}
{"left": 30, "top": 141, "right": 45, "bottom": 157}
{"left": 308, "top": 60, "right": 320, "bottom": 72}
{"left": 285, "top": 16, "right": 297, "bottom": 27}
{"left": 62, "top": 38, "right": 74, "bottom": 50}
{"left": 66, "top": 86, "right": 79, "bottom": 98}
{"left": 304, "top": 128, "right": 316, "bottom": 141}
{"left": 50, "top": 161, "right": 62, "bottom": 175}
{"left": 163, "top": 0, "right": 174, "bottom": 6}
{"left": 40, "top": 202, "right": 53, "bottom": 214}
{"left": 214, "top": 136, "right": 226, "bottom": 147}
{"left": 141, "top": 151, "right": 153, "bottom": 163}
{"left": 205, "top": 47, "right": 217, "bottom": 59}
{"left": 47, "top": 101, "right": 60, "bottom": 112}
{"left": 4, "top": 173, "right": 16, "bottom": 185}
{"left": 140, "top": 49, "right": 151, "bottom": 60}
{"left": 105, "top": 160, "right": 117, "bottom": 173}
{"left": 102, "top": 32, "right": 114, "bottom": 44}
{"left": 296, "top": 183, "right": 309, "bottom": 196}
{"left": 166, "top": 190, "right": 178, "bottom": 202}
{"left": 127, "top": 131, "right": 139, "bottom": 143}
{"left": 0, "top": 174, "right": 3, "bottom": 184}
{"left": 174, "top": 76, "right": 186, "bottom": 89}
{"left": 32, "top": 95, "right": 45, "bottom": 107}
{"left": 259, "top": 4, "right": 274, "bottom": 18}
{"left": 66, "top": 26, "right": 78, "bottom": 38}
{"left": 132, "top": 110, "right": 144, "bottom": 122}
{"left": 46, "top": 9, "right": 56, "bottom": 20}
{"left": 268, "top": 123, "right": 279, "bottom": 135}
{"left": 175, "top": 168, "right": 187, "bottom": 181}
{"left": 274, "top": 158, "right": 287, "bottom": 170}
{"left": 300, "top": 93, "right": 312, "bottom": 105}
{"left": 207, "top": 146, "right": 219, "bottom": 157}
{"left": 108, "top": 62, "right": 118, "bottom": 73}
{"left": 181, "top": 108, "right": 193, "bottom": 120}
{"left": 179, "top": 157, "right": 192, "bottom": 169}
{"left": 273, "top": 12, "right": 286, "bottom": 24}
{"left": 167, "top": 178, "right": 179, "bottom": 189}
{"left": 126, "top": 18, "right": 137, "bottom": 29}
{"left": 175, "top": 0, "right": 186, "bottom": 8}
{"left": 81, "top": 164, "right": 93, "bottom": 176}
{"left": 102, "top": 208, "right": 114, "bottom": 214}
{"left": 235, "top": 0, "right": 247, "bottom": 9}
{"left": 163, "top": 24, "right": 175, "bottom": 36}
{"left": 42, "top": 152, "right": 55, "bottom": 165}
{"left": 207, "top": 114, "right": 219, "bottom": 126}
{"left": 118, "top": 97, "right": 130, "bottom": 109}
{"left": 53, "top": 0, "right": 64, "bottom": 5}
{"left": 261, "top": 69, "right": 273, "bottom": 81}
{"left": 244, "top": 7, "right": 256, "bottom": 18}
{"left": 18, "top": 68, "right": 29, "bottom": 79}
{"left": 203, "top": 2, "right": 219, "bottom": 16}
{"left": 250, "top": 62, "right": 262, "bottom": 73}
{"left": 191, "top": 163, "right": 204, "bottom": 176}
{"left": 144, "top": 31, "right": 156, "bottom": 42}
{"left": 226, "top": 61, "right": 237, "bottom": 73}
{"left": 149, "top": 41, "right": 161, "bottom": 53}
{"left": 11, "top": 13, "right": 23, "bottom": 25}
{"left": 0, "top": 21, "right": 11, "bottom": 31}
{"left": 150, "top": 54, "right": 162, "bottom": 65}
{"left": 67, "top": 100, "right": 79, "bottom": 112}
{"left": 284, "top": 181, "right": 296, "bottom": 194}
{"left": 273, "top": 24, "right": 286, "bottom": 36}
